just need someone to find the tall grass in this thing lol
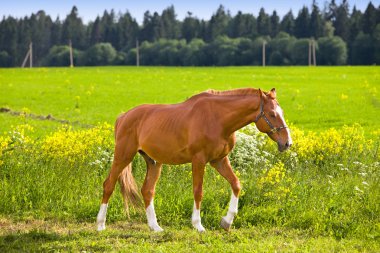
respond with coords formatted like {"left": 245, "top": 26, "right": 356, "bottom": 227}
{"left": 0, "top": 122, "right": 378, "bottom": 240}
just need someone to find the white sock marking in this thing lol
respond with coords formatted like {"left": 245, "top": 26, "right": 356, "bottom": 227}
{"left": 192, "top": 201, "right": 206, "bottom": 232}
{"left": 96, "top": 203, "right": 108, "bottom": 231}
{"left": 223, "top": 193, "right": 239, "bottom": 225}
{"left": 146, "top": 199, "right": 163, "bottom": 232}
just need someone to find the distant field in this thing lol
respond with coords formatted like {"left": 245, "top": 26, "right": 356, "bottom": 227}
{"left": 0, "top": 66, "right": 379, "bottom": 134}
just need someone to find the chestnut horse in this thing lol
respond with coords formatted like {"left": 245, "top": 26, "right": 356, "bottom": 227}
{"left": 96, "top": 88, "right": 292, "bottom": 232}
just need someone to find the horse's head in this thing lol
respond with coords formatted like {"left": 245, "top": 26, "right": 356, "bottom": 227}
{"left": 254, "top": 88, "right": 292, "bottom": 152}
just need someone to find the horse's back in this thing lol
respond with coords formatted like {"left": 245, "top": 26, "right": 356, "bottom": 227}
{"left": 115, "top": 94, "right": 231, "bottom": 164}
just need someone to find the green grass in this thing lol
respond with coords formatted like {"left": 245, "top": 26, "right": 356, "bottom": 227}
{"left": 1, "top": 66, "right": 379, "bottom": 134}
{"left": 1, "top": 219, "right": 378, "bottom": 252}
{"left": 0, "top": 66, "right": 379, "bottom": 252}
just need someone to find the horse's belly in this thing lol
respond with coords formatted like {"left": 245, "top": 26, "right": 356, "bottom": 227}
{"left": 141, "top": 144, "right": 192, "bottom": 165}
{"left": 140, "top": 138, "right": 233, "bottom": 165}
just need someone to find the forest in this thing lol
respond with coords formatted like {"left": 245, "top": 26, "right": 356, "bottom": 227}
{"left": 0, "top": 0, "right": 379, "bottom": 67}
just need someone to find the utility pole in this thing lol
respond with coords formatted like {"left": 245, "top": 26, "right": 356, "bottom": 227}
{"left": 21, "top": 42, "right": 33, "bottom": 68}
{"left": 308, "top": 40, "right": 312, "bottom": 66}
{"left": 29, "top": 42, "right": 33, "bottom": 68}
{"left": 309, "top": 39, "right": 317, "bottom": 66}
{"left": 69, "top": 40, "right": 74, "bottom": 67}
{"left": 312, "top": 39, "right": 316, "bottom": 66}
{"left": 262, "top": 41, "right": 266, "bottom": 67}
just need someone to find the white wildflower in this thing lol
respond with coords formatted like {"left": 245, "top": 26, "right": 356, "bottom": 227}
{"left": 354, "top": 186, "right": 363, "bottom": 193}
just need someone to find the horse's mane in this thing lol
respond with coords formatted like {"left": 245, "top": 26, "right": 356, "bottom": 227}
{"left": 205, "top": 88, "right": 259, "bottom": 96}
{"left": 185, "top": 88, "right": 260, "bottom": 103}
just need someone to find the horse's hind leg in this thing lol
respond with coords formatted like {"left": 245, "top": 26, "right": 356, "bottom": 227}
{"left": 97, "top": 135, "right": 138, "bottom": 231}
{"left": 140, "top": 151, "right": 163, "bottom": 232}
{"left": 210, "top": 157, "right": 241, "bottom": 231}
{"left": 191, "top": 154, "right": 206, "bottom": 232}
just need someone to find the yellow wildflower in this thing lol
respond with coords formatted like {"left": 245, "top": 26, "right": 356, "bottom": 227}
{"left": 41, "top": 123, "right": 113, "bottom": 163}
{"left": 0, "top": 135, "right": 11, "bottom": 166}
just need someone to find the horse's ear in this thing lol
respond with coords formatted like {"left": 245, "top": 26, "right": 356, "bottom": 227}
{"left": 258, "top": 88, "right": 263, "bottom": 97}
{"left": 269, "top": 88, "right": 276, "bottom": 99}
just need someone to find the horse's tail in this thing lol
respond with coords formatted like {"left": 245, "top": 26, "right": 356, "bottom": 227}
{"left": 115, "top": 113, "right": 142, "bottom": 217}
{"left": 118, "top": 164, "right": 141, "bottom": 217}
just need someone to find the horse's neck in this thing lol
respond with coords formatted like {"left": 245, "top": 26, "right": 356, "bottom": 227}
{"left": 216, "top": 95, "right": 260, "bottom": 135}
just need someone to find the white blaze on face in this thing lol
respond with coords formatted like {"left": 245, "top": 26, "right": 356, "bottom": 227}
{"left": 276, "top": 105, "right": 292, "bottom": 145}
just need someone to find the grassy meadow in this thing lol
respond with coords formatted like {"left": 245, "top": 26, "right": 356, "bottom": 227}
{"left": 0, "top": 66, "right": 379, "bottom": 252}
{"left": 1, "top": 66, "right": 379, "bottom": 133}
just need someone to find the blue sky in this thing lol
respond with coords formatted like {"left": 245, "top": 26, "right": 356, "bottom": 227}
{"left": 1, "top": 0, "right": 379, "bottom": 24}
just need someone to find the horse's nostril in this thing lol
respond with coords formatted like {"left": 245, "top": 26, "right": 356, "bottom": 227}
{"left": 285, "top": 141, "right": 292, "bottom": 148}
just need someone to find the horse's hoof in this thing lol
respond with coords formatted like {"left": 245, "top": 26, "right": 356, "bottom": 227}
{"left": 149, "top": 224, "right": 164, "bottom": 232}
{"left": 220, "top": 217, "right": 231, "bottom": 231}
{"left": 192, "top": 220, "right": 206, "bottom": 232}
{"left": 195, "top": 224, "right": 206, "bottom": 233}
{"left": 97, "top": 223, "right": 106, "bottom": 231}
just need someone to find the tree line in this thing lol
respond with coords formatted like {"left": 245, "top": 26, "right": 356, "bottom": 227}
{"left": 0, "top": 0, "right": 379, "bottom": 67}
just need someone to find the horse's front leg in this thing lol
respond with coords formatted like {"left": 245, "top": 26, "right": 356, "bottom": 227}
{"left": 191, "top": 155, "right": 206, "bottom": 232}
{"left": 210, "top": 157, "right": 241, "bottom": 231}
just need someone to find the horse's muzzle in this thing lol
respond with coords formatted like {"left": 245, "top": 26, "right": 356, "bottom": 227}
{"left": 278, "top": 140, "right": 292, "bottom": 152}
